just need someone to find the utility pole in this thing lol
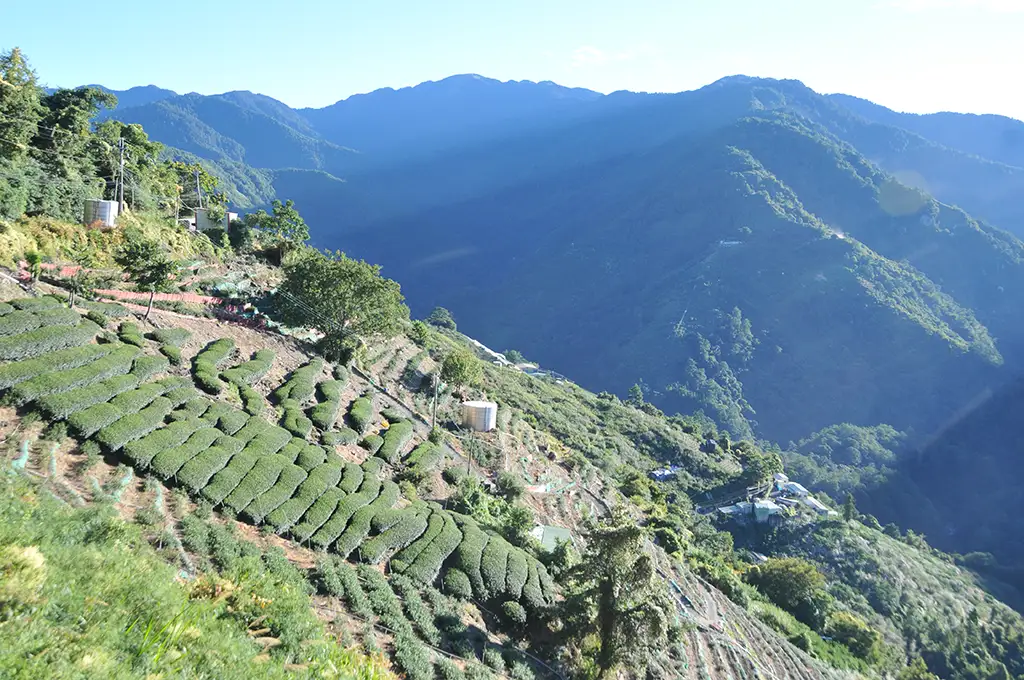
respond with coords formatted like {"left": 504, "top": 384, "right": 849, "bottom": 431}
{"left": 431, "top": 374, "right": 439, "bottom": 430}
{"left": 117, "top": 138, "right": 126, "bottom": 213}
{"left": 194, "top": 169, "right": 203, "bottom": 209}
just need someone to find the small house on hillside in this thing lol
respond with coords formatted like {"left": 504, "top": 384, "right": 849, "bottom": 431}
{"left": 780, "top": 481, "right": 809, "bottom": 497}
{"left": 804, "top": 496, "right": 836, "bottom": 516}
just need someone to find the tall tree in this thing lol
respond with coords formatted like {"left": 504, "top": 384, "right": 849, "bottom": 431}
{"left": 561, "top": 507, "right": 672, "bottom": 678}
{"left": 440, "top": 348, "right": 483, "bottom": 390}
{"left": 241, "top": 199, "right": 309, "bottom": 263}
{"left": 0, "top": 48, "right": 42, "bottom": 162}
{"left": 33, "top": 87, "right": 116, "bottom": 178}
{"left": 275, "top": 248, "right": 409, "bottom": 359}
{"left": 113, "top": 230, "right": 179, "bottom": 319}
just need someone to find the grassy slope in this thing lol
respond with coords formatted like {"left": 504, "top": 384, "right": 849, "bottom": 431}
{"left": 0, "top": 475, "right": 393, "bottom": 680}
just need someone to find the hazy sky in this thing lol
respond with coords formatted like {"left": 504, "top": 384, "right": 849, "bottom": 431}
{"left": 5, "top": 0, "right": 1022, "bottom": 118}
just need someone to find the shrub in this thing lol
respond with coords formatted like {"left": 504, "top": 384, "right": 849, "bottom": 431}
{"left": 192, "top": 338, "right": 235, "bottom": 395}
{"left": 338, "top": 462, "right": 364, "bottom": 493}
{"left": 17, "top": 346, "right": 139, "bottom": 407}
{"left": 316, "top": 556, "right": 374, "bottom": 618}
{"left": 334, "top": 481, "right": 400, "bottom": 559}
{"left": 309, "top": 393, "right": 342, "bottom": 430}
{"left": 360, "top": 434, "right": 384, "bottom": 455}
{"left": 109, "top": 382, "right": 170, "bottom": 414}
{"left": 145, "top": 327, "right": 190, "bottom": 346}
{"left": 295, "top": 444, "right": 328, "bottom": 470}
{"left": 310, "top": 473, "right": 383, "bottom": 551}
{"left": 360, "top": 508, "right": 430, "bottom": 564}
{"left": 130, "top": 354, "right": 170, "bottom": 382}
{"left": 393, "top": 511, "right": 444, "bottom": 572}
{"left": 243, "top": 464, "right": 308, "bottom": 524}
{"left": 123, "top": 418, "right": 204, "bottom": 469}
{"left": 437, "top": 658, "right": 466, "bottom": 680}
{"left": 147, "top": 427, "right": 221, "bottom": 478}
{"left": 81, "top": 300, "right": 130, "bottom": 318}
{"left": 483, "top": 646, "right": 506, "bottom": 674}
{"left": 381, "top": 407, "right": 406, "bottom": 423}
{"left": 323, "top": 427, "right": 359, "bottom": 446}
{"left": 174, "top": 397, "right": 210, "bottom": 419}
{"left": 0, "top": 302, "right": 12, "bottom": 315}
{"left": 505, "top": 550, "right": 529, "bottom": 599}
{"left": 216, "top": 408, "right": 249, "bottom": 436}
{"left": 290, "top": 488, "right": 345, "bottom": 543}
{"left": 496, "top": 471, "right": 526, "bottom": 501}
{"left": 402, "top": 442, "right": 444, "bottom": 484}
{"left": 521, "top": 562, "right": 545, "bottom": 611}
{"left": 94, "top": 396, "right": 174, "bottom": 451}
{"left": 222, "top": 455, "right": 288, "bottom": 513}
{"left": 393, "top": 632, "right": 434, "bottom": 680}
{"left": 163, "top": 386, "right": 199, "bottom": 408}
{"left": 267, "top": 462, "right": 344, "bottom": 533}
{"left": 228, "top": 415, "right": 268, "bottom": 443}
{"left": 281, "top": 398, "right": 313, "bottom": 438}
{"left": 377, "top": 421, "right": 414, "bottom": 464}
{"left": 118, "top": 322, "right": 146, "bottom": 347}
{"left": 270, "top": 359, "right": 324, "bottom": 404}
{"left": 358, "top": 564, "right": 412, "bottom": 634}
{"left": 239, "top": 385, "right": 264, "bottom": 415}
{"left": 442, "top": 466, "right": 466, "bottom": 486}
{"left": 405, "top": 513, "right": 463, "bottom": 585}
{"left": 11, "top": 296, "right": 63, "bottom": 311}
{"left": 85, "top": 310, "right": 108, "bottom": 328}
{"left": 0, "top": 343, "right": 117, "bottom": 390}
{"left": 277, "top": 438, "right": 306, "bottom": 463}
{"left": 0, "top": 307, "right": 80, "bottom": 337}
{"left": 221, "top": 349, "right": 275, "bottom": 386}
{"left": 159, "top": 344, "right": 182, "bottom": 365}
{"left": 200, "top": 451, "right": 260, "bottom": 505}
{"left": 443, "top": 568, "right": 473, "bottom": 600}
{"left": 0, "top": 319, "right": 100, "bottom": 361}
{"left": 177, "top": 441, "right": 240, "bottom": 491}
{"left": 347, "top": 397, "right": 374, "bottom": 434}
{"left": 452, "top": 516, "right": 490, "bottom": 599}
{"left": 68, "top": 403, "right": 124, "bottom": 438}
{"left": 481, "top": 535, "right": 511, "bottom": 598}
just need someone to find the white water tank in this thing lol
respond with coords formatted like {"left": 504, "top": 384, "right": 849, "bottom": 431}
{"left": 83, "top": 199, "right": 119, "bottom": 227}
{"left": 462, "top": 401, "right": 497, "bottom": 432}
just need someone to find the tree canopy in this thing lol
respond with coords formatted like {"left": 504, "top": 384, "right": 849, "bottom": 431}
{"left": 440, "top": 347, "right": 482, "bottom": 388}
{"left": 241, "top": 199, "right": 308, "bottom": 261}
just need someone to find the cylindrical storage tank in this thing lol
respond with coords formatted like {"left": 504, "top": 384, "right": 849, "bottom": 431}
{"left": 83, "top": 199, "right": 119, "bottom": 227}
{"left": 462, "top": 401, "right": 497, "bottom": 432}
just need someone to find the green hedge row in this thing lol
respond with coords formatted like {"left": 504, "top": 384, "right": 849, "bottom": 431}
{"left": 0, "top": 343, "right": 116, "bottom": 390}
{"left": 222, "top": 454, "right": 288, "bottom": 513}
{"left": 451, "top": 516, "right": 490, "bottom": 599}
{"left": 377, "top": 421, "right": 414, "bottom": 464}
{"left": 522, "top": 561, "right": 545, "bottom": 611}
{"left": 148, "top": 427, "right": 221, "bottom": 479}
{"left": 334, "top": 480, "right": 400, "bottom": 559}
{"left": 0, "top": 302, "right": 12, "bottom": 315}
{"left": 401, "top": 442, "right": 443, "bottom": 483}
{"left": 347, "top": 397, "right": 374, "bottom": 434}
{"left": 242, "top": 464, "right": 308, "bottom": 524}
{"left": 129, "top": 354, "right": 170, "bottom": 382}
{"left": 163, "top": 386, "right": 200, "bottom": 408}
{"left": 11, "top": 344, "right": 139, "bottom": 405}
{"left": 238, "top": 425, "right": 291, "bottom": 458}
{"left": 371, "top": 508, "right": 405, "bottom": 533}
{"left": 118, "top": 322, "right": 146, "bottom": 347}
{"left": 480, "top": 535, "right": 512, "bottom": 600}
{"left": 192, "top": 338, "right": 235, "bottom": 394}
{"left": 178, "top": 441, "right": 242, "bottom": 492}
{"left": 67, "top": 380, "right": 167, "bottom": 437}
{"left": 10, "top": 296, "right": 62, "bottom": 311}
{"left": 309, "top": 380, "right": 343, "bottom": 430}
{"left": 37, "top": 373, "right": 140, "bottom": 420}
{"left": 174, "top": 397, "right": 210, "bottom": 419}
{"left": 309, "top": 471, "right": 383, "bottom": 551}
{"left": 359, "top": 507, "right": 430, "bottom": 564}
{"left": 109, "top": 381, "right": 170, "bottom": 413}
{"left": 270, "top": 358, "right": 323, "bottom": 404}
{"left": 442, "top": 569, "right": 473, "bottom": 600}
{"left": 232, "top": 415, "right": 271, "bottom": 443}
{"left": 277, "top": 437, "right": 306, "bottom": 463}
{"left": 220, "top": 349, "right": 275, "bottom": 386}
{"left": 216, "top": 408, "right": 249, "bottom": 436}
{"left": 239, "top": 385, "right": 264, "bottom": 415}
{"left": 358, "top": 564, "right": 414, "bottom": 636}
{"left": 266, "top": 463, "right": 344, "bottom": 533}
{"left": 281, "top": 398, "right": 313, "bottom": 438}
{"left": 360, "top": 434, "right": 384, "bottom": 455}
{"left": 295, "top": 443, "right": 328, "bottom": 470}
{"left": 317, "top": 557, "right": 373, "bottom": 619}
{"left": 94, "top": 396, "right": 174, "bottom": 451}
{"left": 0, "top": 307, "right": 80, "bottom": 337}
{"left": 200, "top": 451, "right": 259, "bottom": 505}
{"left": 81, "top": 300, "right": 130, "bottom": 318}
{"left": 289, "top": 487, "right": 345, "bottom": 543}
{"left": 393, "top": 511, "right": 444, "bottom": 572}
{"left": 389, "top": 573, "right": 443, "bottom": 646}
{"left": 323, "top": 427, "right": 358, "bottom": 446}
{"left": 0, "top": 319, "right": 100, "bottom": 361}
{"left": 339, "top": 462, "right": 364, "bottom": 493}
{"left": 124, "top": 418, "right": 206, "bottom": 469}
{"left": 145, "top": 327, "right": 190, "bottom": 346}
{"left": 403, "top": 512, "right": 463, "bottom": 585}
{"left": 505, "top": 549, "right": 529, "bottom": 599}
{"left": 159, "top": 344, "right": 182, "bottom": 365}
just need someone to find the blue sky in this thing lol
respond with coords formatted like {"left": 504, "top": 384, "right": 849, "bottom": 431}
{"left": 4, "top": 0, "right": 1022, "bottom": 118}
